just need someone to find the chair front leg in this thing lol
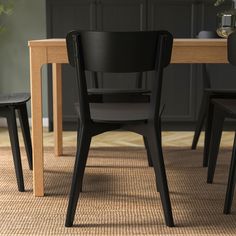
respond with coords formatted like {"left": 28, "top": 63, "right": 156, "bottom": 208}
{"left": 17, "top": 104, "right": 32, "bottom": 170}
{"left": 6, "top": 107, "right": 25, "bottom": 192}
{"left": 224, "top": 132, "right": 236, "bottom": 214}
{"left": 207, "top": 106, "right": 225, "bottom": 183}
{"left": 203, "top": 101, "right": 214, "bottom": 167}
{"left": 65, "top": 125, "right": 91, "bottom": 227}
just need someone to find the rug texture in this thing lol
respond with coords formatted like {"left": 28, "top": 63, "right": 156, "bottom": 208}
{"left": 0, "top": 146, "right": 235, "bottom": 235}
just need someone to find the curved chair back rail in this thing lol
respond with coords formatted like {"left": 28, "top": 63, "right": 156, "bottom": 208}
{"left": 67, "top": 31, "right": 172, "bottom": 72}
{"left": 67, "top": 31, "right": 152, "bottom": 99}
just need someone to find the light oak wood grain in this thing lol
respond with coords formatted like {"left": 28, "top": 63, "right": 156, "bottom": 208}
{"left": 28, "top": 38, "right": 228, "bottom": 64}
{"left": 52, "top": 63, "right": 63, "bottom": 156}
{"left": 29, "top": 46, "right": 46, "bottom": 197}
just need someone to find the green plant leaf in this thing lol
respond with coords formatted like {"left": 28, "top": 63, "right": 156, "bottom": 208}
{"left": 214, "top": 0, "right": 226, "bottom": 6}
{"left": 0, "top": 1, "right": 14, "bottom": 34}
{"left": 0, "top": 1, "right": 13, "bottom": 16}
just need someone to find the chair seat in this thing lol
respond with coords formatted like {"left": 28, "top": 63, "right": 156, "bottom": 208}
{"left": 88, "top": 88, "right": 150, "bottom": 95}
{"left": 0, "top": 93, "right": 30, "bottom": 106}
{"left": 90, "top": 103, "right": 149, "bottom": 122}
{"left": 212, "top": 99, "right": 236, "bottom": 117}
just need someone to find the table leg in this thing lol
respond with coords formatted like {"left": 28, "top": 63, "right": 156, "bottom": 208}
{"left": 52, "top": 63, "right": 63, "bottom": 156}
{"left": 29, "top": 47, "right": 46, "bottom": 197}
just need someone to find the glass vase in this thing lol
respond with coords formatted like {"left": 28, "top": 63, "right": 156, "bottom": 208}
{"left": 216, "top": 0, "right": 236, "bottom": 38}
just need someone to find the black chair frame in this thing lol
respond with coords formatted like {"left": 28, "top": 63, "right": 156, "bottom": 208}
{"left": 190, "top": 31, "right": 236, "bottom": 158}
{"left": 203, "top": 31, "right": 236, "bottom": 214}
{"left": 65, "top": 31, "right": 174, "bottom": 227}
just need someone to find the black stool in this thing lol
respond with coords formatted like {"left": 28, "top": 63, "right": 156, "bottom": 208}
{"left": 0, "top": 93, "right": 32, "bottom": 192}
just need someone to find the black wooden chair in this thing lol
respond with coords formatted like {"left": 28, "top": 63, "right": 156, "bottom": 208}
{"left": 191, "top": 31, "right": 236, "bottom": 159}
{"left": 204, "top": 31, "right": 236, "bottom": 214}
{"left": 0, "top": 93, "right": 32, "bottom": 192}
{"left": 65, "top": 30, "right": 174, "bottom": 227}
{"left": 190, "top": 31, "right": 236, "bottom": 157}
{"left": 68, "top": 31, "right": 153, "bottom": 167}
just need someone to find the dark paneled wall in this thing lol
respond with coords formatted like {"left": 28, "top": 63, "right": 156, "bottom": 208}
{"left": 46, "top": 0, "right": 236, "bottom": 130}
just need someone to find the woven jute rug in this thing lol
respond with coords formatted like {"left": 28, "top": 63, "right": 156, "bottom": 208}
{"left": 0, "top": 146, "right": 236, "bottom": 235}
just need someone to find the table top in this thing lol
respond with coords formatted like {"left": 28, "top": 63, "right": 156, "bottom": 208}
{"left": 28, "top": 38, "right": 227, "bottom": 47}
{"left": 28, "top": 38, "right": 228, "bottom": 64}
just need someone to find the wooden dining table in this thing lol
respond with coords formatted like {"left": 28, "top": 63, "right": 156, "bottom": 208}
{"left": 28, "top": 38, "right": 228, "bottom": 197}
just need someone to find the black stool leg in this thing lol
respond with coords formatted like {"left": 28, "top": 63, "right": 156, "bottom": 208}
{"left": 207, "top": 106, "right": 225, "bottom": 184}
{"left": 146, "top": 124, "right": 174, "bottom": 227}
{"left": 6, "top": 107, "right": 25, "bottom": 192}
{"left": 65, "top": 125, "right": 91, "bottom": 227}
{"left": 143, "top": 136, "right": 153, "bottom": 167}
{"left": 192, "top": 93, "right": 209, "bottom": 150}
{"left": 224, "top": 132, "right": 236, "bottom": 214}
{"left": 17, "top": 104, "right": 32, "bottom": 170}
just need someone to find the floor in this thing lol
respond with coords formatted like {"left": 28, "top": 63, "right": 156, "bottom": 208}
{"left": 0, "top": 128, "right": 236, "bottom": 235}
{"left": 0, "top": 127, "right": 235, "bottom": 148}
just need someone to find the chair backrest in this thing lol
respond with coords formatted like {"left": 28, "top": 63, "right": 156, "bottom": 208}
{"left": 197, "top": 30, "right": 219, "bottom": 39}
{"left": 197, "top": 31, "right": 219, "bottom": 89}
{"left": 228, "top": 31, "right": 236, "bottom": 66}
{"left": 66, "top": 30, "right": 173, "bottom": 123}
{"left": 66, "top": 31, "right": 146, "bottom": 89}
